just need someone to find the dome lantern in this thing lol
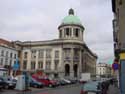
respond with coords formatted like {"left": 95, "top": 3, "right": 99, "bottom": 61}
{"left": 69, "top": 8, "right": 74, "bottom": 15}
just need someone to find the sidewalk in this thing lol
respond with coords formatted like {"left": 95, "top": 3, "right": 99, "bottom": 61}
{"left": 107, "top": 85, "right": 120, "bottom": 94}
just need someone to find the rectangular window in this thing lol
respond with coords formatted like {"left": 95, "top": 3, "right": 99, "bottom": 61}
{"left": 23, "top": 60, "right": 27, "bottom": 70}
{"left": 9, "top": 60, "right": 12, "bottom": 66}
{"left": 73, "top": 28, "right": 79, "bottom": 37}
{"left": 46, "top": 49, "right": 51, "bottom": 58}
{"left": 38, "top": 61, "right": 43, "bottom": 69}
{"left": 55, "top": 50, "right": 59, "bottom": 58}
{"left": 0, "top": 58, "right": 3, "bottom": 65}
{"left": 38, "top": 50, "right": 44, "bottom": 58}
{"left": 10, "top": 53, "right": 13, "bottom": 58}
{"left": 31, "top": 50, "right": 36, "bottom": 58}
{"left": 14, "top": 61, "right": 16, "bottom": 64}
{"left": 66, "top": 28, "right": 70, "bottom": 36}
{"left": 1, "top": 50, "right": 4, "bottom": 56}
{"left": 74, "top": 49, "right": 79, "bottom": 56}
{"left": 46, "top": 61, "right": 51, "bottom": 70}
{"left": 14, "top": 54, "right": 16, "bottom": 59}
{"left": 54, "top": 60, "right": 59, "bottom": 70}
{"left": 75, "top": 28, "right": 79, "bottom": 37}
{"left": 31, "top": 61, "right": 36, "bottom": 70}
{"left": 24, "top": 52, "right": 28, "bottom": 59}
{"left": 64, "top": 48, "right": 71, "bottom": 60}
{"left": 5, "top": 58, "right": 8, "bottom": 65}
{"left": 74, "top": 49, "right": 79, "bottom": 61}
{"left": 6, "top": 51, "right": 8, "bottom": 57}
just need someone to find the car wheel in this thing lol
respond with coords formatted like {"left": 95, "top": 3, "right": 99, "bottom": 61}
{"left": 5, "top": 85, "right": 9, "bottom": 89}
{"left": 34, "top": 85, "right": 38, "bottom": 88}
{"left": 49, "top": 84, "right": 52, "bottom": 88}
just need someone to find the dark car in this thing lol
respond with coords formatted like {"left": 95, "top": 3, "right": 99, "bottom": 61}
{"left": 30, "top": 78, "right": 44, "bottom": 88}
{"left": 12, "top": 79, "right": 17, "bottom": 85}
{"left": 0, "top": 77, "right": 5, "bottom": 89}
{"left": 58, "top": 80, "right": 67, "bottom": 86}
{"left": 0, "top": 77, "right": 16, "bottom": 89}
{"left": 67, "top": 79, "right": 78, "bottom": 84}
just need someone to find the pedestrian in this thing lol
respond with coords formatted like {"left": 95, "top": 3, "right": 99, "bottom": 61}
{"left": 101, "top": 82, "right": 107, "bottom": 94}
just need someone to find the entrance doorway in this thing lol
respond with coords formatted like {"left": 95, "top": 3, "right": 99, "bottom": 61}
{"left": 73, "top": 64, "right": 78, "bottom": 77}
{"left": 65, "top": 64, "right": 70, "bottom": 76}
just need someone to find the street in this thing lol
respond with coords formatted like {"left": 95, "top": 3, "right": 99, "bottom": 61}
{"left": 0, "top": 84, "right": 82, "bottom": 94}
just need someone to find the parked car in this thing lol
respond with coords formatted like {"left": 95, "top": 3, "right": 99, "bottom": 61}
{"left": 12, "top": 79, "right": 17, "bottom": 85}
{"left": 32, "top": 76, "right": 57, "bottom": 87}
{"left": 58, "top": 80, "right": 67, "bottom": 86}
{"left": 29, "top": 78, "right": 44, "bottom": 88}
{"left": 0, "top": 77, "right": 16, "bottom": 89}
{"left": 49, "top": 79, "right": 59, "bottom": 87}
{"left": 80, "top": 81, "right": 102, "bottom": 94}
{"left": 67, "top": 79, "right": 78, "bottom": 84}
{"left": 0, "top": 77, "right": 5, "bottom": 90}
{"left": 61, "top": 78, "right": 71, "bottom": 84}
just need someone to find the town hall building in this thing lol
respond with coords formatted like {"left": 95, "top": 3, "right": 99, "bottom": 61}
{"left": 13, "top": 9, "right": 97, "bottom": 79}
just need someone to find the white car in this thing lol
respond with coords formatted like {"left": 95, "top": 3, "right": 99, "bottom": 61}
{"left": 61, "top": 78, "right": 71, "bottom": 84}
{"left": 80, "top": 81, "right": 102, "bottom": 94}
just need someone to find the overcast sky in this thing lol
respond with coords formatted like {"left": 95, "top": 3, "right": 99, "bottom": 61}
{"left": 0, "top": 0, "right": 114, "bottom": 63}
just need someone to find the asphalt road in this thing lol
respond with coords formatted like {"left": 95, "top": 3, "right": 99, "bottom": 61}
{"left": 0, "top": 84, "right": 82, "bottom": 94}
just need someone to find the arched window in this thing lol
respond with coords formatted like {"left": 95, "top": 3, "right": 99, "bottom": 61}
{"left": 65, "top": 64, "right": 70, "bottom": 76}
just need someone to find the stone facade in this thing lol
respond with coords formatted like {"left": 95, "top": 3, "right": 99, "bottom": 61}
{"left": 96, "top": 63, "right": 112, "bottom": 77}
{"left": 0, "top": 39, "right": 18, "bottom": 75}
{"left": 112, "top": 0, "right": 125, "bottom": 57}
{"left": 0, "top": 46, "right": 17, "bottom": 68}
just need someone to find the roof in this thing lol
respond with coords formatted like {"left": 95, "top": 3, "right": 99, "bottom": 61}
{"left": 62, "top": 15, "right": 82, "bottom": 25}
{"left": 61, "top": 9, "right": 82, "bottom": 25}
{"left": 0, "top": 38, "right": 13, "bottom": 47}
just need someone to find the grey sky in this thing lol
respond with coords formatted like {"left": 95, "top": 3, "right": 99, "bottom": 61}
{"left": 0, "top": 0, "right": 114, "bottom": 63}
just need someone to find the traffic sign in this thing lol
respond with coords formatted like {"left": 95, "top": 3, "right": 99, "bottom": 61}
{"left": 13, "top": 58, "right": 19, "bottom": 70}
{"left": 112, "top": 63, "right": 119, "bottom": 70}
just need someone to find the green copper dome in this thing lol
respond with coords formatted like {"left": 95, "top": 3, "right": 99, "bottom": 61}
{"left": 61, "top": 9, "right": 82, "bottom": 25}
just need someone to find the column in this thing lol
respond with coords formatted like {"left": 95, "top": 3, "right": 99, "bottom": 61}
{"left": 51, "top": 49, "right": 54, "bottom": 70}
{"left": 80, "top": 30, "right": 83, "bottom": 41}
{"left": 71, "top": 27, "right": 74, "bottom": 38}
{"left": 59, "top": 48, "right": 64, "bottom": 78}
{"left": 27, "top": 50, "right": 31, "bottom": 71}
{"left": 43, "top": 50, "right": 46, "bottom": 70}
{"left": 35, "top": 50, "right": 38, "bottom": 69}
{"left": 78, "top": 49, "right": 82, "bottom": 79}
{"left": 70, "top": 48, "right": 74, "bottom": 78}
{"left": 64, "top": 29, "right": 66, "bottom": 39}
{"left": 62, "top": 29, "right": 64, "bottom": 38}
